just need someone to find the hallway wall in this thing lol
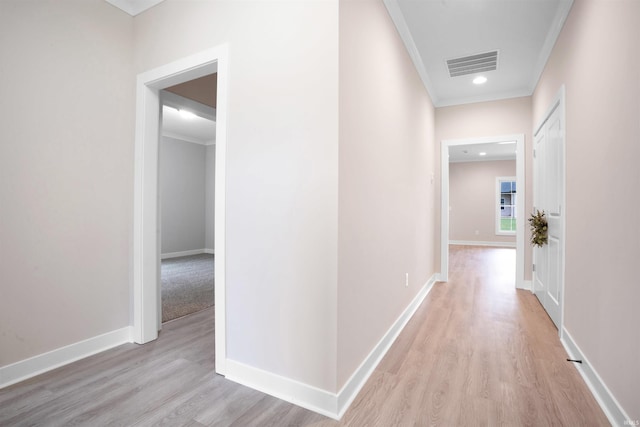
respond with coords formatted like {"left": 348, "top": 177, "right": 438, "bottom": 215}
{"left": 0, "top": 0, "right": 134, "bottom": 367}
{"left": 532, "top": 0, "right": 640, "bottom": 419}
{"left": 338, "top": 0, "right": 436, "bottom": 388}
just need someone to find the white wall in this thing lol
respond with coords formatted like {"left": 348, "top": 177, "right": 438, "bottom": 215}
{"left": 533, "top": 0, "right": 640, "bottom": 419}
{"left": 0, "top": 0, "right": 134, "bottom": 366}
{"left": 205, "top": 145, "right": 215, "bottom": 252}
{"left": 159, "top": 136, "right": 207, "bottom": 255}
{"left": 337, "top": 0, "right": 437, "bottom": 388}
{"left": 134, "top": 0, "right": 340, "bottom": 392}
{"left": 449, "top": 160, "right": 516, "bottom": 244}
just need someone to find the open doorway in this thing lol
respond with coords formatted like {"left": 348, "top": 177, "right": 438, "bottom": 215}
{"left": 440, "top": 134, "right": 526, "bottom": 288}
{"left": 133, "top": 46, "right": 228, "bottom": 375}
{"left": 159, "top": 74, "right": 217, "bottom": 324}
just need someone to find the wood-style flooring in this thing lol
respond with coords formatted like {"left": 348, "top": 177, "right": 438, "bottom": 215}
{"left": 0, "top": 246, "right": 609, "bottom": 426}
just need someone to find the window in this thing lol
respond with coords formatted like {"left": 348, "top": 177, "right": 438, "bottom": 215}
{"left": 496, "top": 177, "right": 516, "bottom": 235}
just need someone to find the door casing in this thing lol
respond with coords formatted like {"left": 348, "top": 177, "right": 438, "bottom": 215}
{"left": 440, "top": 134, "right": 526, "bottom": 288}
{"left": 133, "top": 45, "right": 228, "bottom": 375}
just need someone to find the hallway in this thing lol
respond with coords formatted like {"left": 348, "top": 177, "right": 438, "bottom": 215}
{"left": 0, "top": 246, "right": 609, "bottom": 426}
{"left": 332, "top": 245, "right": 609, "bottom": 426}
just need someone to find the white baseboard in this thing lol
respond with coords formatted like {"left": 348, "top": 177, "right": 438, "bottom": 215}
{"left": 450, "top": 240, "right": 516, "bottom": 248}
{"left": 517, "top": 279, "right": 532, "bottom": 291}
{"left": 161, "top": 249, "right": 208, "bottom": 259}
{"left": 0, "top": 326, "right": 133, "bottom": 389}
{"left": 336, "top": 274, "right": 438, "bottom": 418}
{"left": 225, "top": 359, "right": 339, "bottom": 419}
{"left": 204, "top": 248, "right": 214, "bottom": 255}
{"left": 561, "top": 328, "right": 632, "bottom": 427}
{"left": 226, "top": 274, "right": 438, "bottom": 420}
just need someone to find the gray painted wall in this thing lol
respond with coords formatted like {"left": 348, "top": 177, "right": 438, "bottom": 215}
{"left": 160, "top": 136, "right": 209, "bottom": 255}
{"left": 205, "top": 145, "right": 215, "bottom": 251}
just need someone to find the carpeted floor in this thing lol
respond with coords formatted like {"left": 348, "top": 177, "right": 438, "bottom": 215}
{"left": 161, "top": 253, "right": 214, "bottom": 323}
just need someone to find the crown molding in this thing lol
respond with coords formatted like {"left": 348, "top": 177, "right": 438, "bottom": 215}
{"left": 529, "top": 0, "right": 574, "bottom": 93}
{"left": 383, "top": 0, "right": 438, "bottom": 106}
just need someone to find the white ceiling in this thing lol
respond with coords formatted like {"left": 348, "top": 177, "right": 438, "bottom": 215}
{"left": 449, "top": 140, "right": 517, "bottom": 163}
{"left": 162, "top": 105, "right": 216, "bottom": 146}
{"left": 160, "top": 89, "right": 216, "bottom": 145}
{"left": 385, "top": 0, "right": 573, "bottom": 107}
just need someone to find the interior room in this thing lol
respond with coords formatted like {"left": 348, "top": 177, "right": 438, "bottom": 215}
{"left": 159, "top": 74, "right": 217, "bottom": 323}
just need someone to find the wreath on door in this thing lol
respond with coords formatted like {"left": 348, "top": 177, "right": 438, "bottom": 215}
{"left": 528, "top": 210, "right": 548, "bottom": 247}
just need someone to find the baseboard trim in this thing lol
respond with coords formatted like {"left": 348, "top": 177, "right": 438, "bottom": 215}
{"left": 225, "top": 359, "right": 339, "bottom": 420}
{"left": 450, "top": 240, "right": 516, "bottom": 248}
{"left": 0, "top": 326, "right": 133, "bottom": 389}
{"left": 204, "top": 248, "right": 214, "bottom": 255}
{"left": 517, "top": 279, "right": 532, "bottom": 291}
{"left": 561, "top": 328, "right": 631, "bottom": 427}
{"left": 225, "top": 274, "right": 438, "bottom": 420}
{"left": 336, "top": 274, "right": 438, "bottom": 418}
{"left": 161, "top": 249, "right": 209, "bottom": 259}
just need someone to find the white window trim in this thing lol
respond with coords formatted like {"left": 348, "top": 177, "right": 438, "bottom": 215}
{"left": 496, "top": 176, "right": 516, "bottom": 236}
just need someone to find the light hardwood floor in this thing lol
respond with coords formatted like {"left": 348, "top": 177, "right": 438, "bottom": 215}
{"left": 0, "top": 246, "right": 609, "bottom": 426}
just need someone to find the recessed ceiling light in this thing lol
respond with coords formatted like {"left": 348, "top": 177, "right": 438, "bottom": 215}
{"left": 479, "top": 152, "right": 487, "bottom": 156}
{"left": 473, "top": 76, "right": 487, "bottom": 85}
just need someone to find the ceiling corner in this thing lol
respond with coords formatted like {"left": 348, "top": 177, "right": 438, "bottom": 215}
{"left": 105, "top": 0, "right": 165, "bottom": 16}
{"left": 435, "top": 89, "right": 533, "bottom": 109}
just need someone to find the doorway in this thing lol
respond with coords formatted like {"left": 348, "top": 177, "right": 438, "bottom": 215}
{"left": 159, "top": 80, "right": 216, "bottom": 324}
{"left": 133, "top": 46, "right": 228, "bottom": 375}
{"left": 440, "top": 134, "right": 526, "bottom": 288}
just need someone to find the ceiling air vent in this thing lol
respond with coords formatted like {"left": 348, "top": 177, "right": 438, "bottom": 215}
{"left": 446, "top": 51, "right": 499, "bottom": 78}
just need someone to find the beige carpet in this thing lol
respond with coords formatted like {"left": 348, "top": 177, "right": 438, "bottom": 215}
{"left": 161, "top": 253, "right": 214, "bottom": 323}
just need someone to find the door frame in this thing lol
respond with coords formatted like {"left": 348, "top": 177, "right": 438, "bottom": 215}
{"left": 133, "top": 45, "right": 228, "bottom": 374}
{"left": 533, "top": 85, "right": 566, "bottom": 337}
{"left": 440, "top": 134, "right": 526, "bottom": 288}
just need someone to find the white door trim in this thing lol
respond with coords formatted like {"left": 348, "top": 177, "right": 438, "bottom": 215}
{"left": 440, "top": 134, "right": 526, "bottom": 288}
{"left": 133, "top": 45, "right": 228, "bottom": 374}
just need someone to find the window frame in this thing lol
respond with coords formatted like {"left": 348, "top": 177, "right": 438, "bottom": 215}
{"left": 496, "top": 176, "right": 517, "bottom": 236}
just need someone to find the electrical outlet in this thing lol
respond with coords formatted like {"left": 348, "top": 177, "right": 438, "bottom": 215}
{"left": 405, "top": 273, "right": 409, "bottom": 287}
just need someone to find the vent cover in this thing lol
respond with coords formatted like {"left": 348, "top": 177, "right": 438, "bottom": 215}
{"left": 447, "top": 51, "right": 498, "bottom": 77}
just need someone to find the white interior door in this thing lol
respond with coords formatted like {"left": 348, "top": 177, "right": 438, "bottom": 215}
{"left": 533, "top": 101, "right": 565, "bottom": 330}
